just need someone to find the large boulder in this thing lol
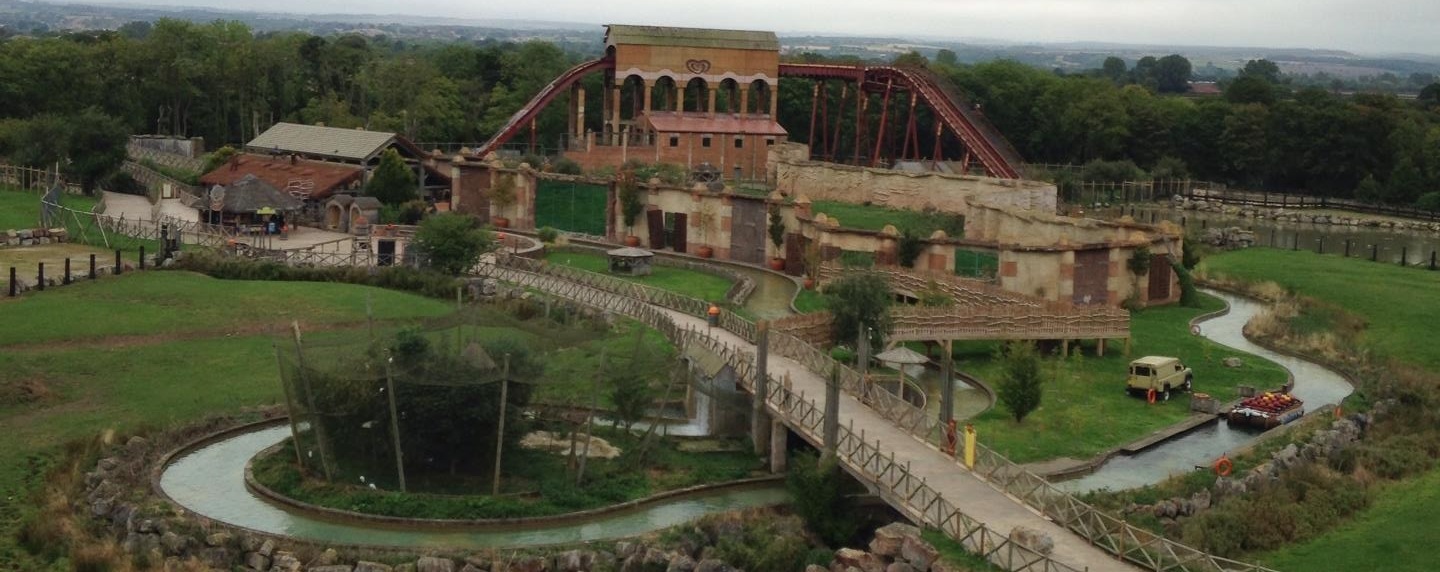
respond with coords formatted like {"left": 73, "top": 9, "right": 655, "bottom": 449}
{"left": 693, "top": 560, "right": 734, "bottom": 572}
{"left": 244, "top": 551, "right": 271, "bottom": 571}
{"left": 899, "top": 536, "right": 940, "bottom": 571}
{"left": 509, "top": 555, "right": 550, "bottom": 572}
{"left": 417, "top": 556, "right": 456, "bottom": 572}
{"left": 666, "top": 555, "right": 697, "bottom": 572}
{"left": 869, "top": 522, "right": 920, "bottom": 557}
{"left": 554, "top": 550, "right": 595, "bottom": 572}
{"left": 1007, "top": 526, "right": 1054, "bottom": 556}
{"left": 198, "top": 547, "right": 231, "bottom": 569}
{"left": 355, "top": 562, "right": 395, "bottom": 572}
{"left": 834, "top": 548, "right": 884, "bottom": 572}
{"left": 271, "top": 550, "right": 303, "bottom": 572}
{"left": 310, "top": 566, "right": 356, "bottom": 572}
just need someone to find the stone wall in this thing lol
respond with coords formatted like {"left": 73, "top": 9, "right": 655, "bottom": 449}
{"left": 772, "top": 154, "right": 1057, "bottom": 216}
{"left": 3, "top": 226, "right": 68, "bottom": 246}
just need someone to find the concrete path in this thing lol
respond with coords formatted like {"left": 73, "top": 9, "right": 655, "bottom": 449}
{"left": 100, "top": 191, "right": 357, "bottom": 252}
{"left": 485, "top": 262, "right": 1134, "bottom": 571}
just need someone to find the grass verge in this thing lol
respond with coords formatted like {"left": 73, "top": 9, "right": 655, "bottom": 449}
{"left": 0, "top": 188, "right": 99, "bottom": 231}
{"left": 544, "top": 250, "right": 734, "bottom": 302}
{"left": 811, "top": 200, "right": 965, "bottom": 235}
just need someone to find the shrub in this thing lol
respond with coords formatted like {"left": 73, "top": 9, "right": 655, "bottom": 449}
{"left": 786, "top": 451, "right": 860, "bottom": 546}
{"left": 414, "top": 213, "right": 493, "bottom": 275}
{"left": 996, "top": 341, "right": 1043, "bottom": 422}
{"left": 829, "top": 345, "right": 856, "bottom": 364}
{"left": 171, "top": 251, "right": 463, "bottom": 299}
{"left": 823, "top": 271, "right": 892, "bottom": 349}
{"left": 101, "top": 170, "right": 145, "bottom": 196}
{"left": 897, "top": 228, "right": 925, "bottom": 268}
{"left": 366, "top": 148, "right": 418, "bottom": 206}
{"left": 1172, "top": 259, "right": 1200, "bottom": 307}
{"left": 537, "top": 226, "right": 560, "bottom": 244}
{"left": 1081, "top": 159, "right": 1145, "bottom": 184}
{"left": 552, "top": 157, "right": 583, "bottom": 175}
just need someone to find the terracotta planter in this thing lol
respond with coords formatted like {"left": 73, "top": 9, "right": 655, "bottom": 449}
{"left": 803, "top": 277, "right": 817, "bottom": 290}
{"left": 697, "top": 245, "right": 715, "bottom": 259}
{"left": 768, "top": 258, "right": 786, "bottom": 271}
{"left": 491, "top": 216, "right": 510, "bottom": 228}
{"left": 624, "top": 235, "right": 641, "bottom": 247}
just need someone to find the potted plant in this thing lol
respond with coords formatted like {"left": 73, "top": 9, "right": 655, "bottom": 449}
{"left": 802, "top": 241, "right": 822, "bottom": 290}
{"left": 489, "top": 173, "right": 516, "bottom": 228}
{"left": 618, "top": 170, "right": 644, "bottom": 246}
{"left": 695, "top": 202, "right": 717, "bottom": 258}
{"left": 767, "top": 203, "right": 787, "bottom": 271}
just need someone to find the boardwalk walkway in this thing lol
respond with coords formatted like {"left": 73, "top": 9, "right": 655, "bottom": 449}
{"left": 477, "top": 260, "right": 1130, "bottom": 572}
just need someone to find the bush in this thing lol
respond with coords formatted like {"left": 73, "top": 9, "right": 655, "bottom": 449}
{"left": 787, "top": 451, "right": 860, "bottom": 546}
{"left": 552, "top": 157, "right": 583, "bottom": 175}
{"left": 897, "top": 228, "right": 925, "bottom": 268}
{"left": 1173, "top": 259, "right": 1200, "bottom": 307}
{"left": 101, "top": 170, "right": 146, "bottom": 196}
{"left": 171, "top": 251, "right": 463, "bottom": 300}
{"left": 823, "top": 271, "right": 892, "bottom": 349}
{"left": 537, "top": 226, "right": 560, "bottom": 244}
{"left": 1081, "top": 159, "right": 1145, "bottom": 184}
{"left": 996, "top": 341, "right": 1043, "bottom": 422}
{"left": 414, "top": 213, "right": 493, "bottom": 275}
{"left": 1181, "top": 464, "right": 1369, "bottom": 557}
{"left": 1416, "top": 191, "right": 1440, "bottom": 213}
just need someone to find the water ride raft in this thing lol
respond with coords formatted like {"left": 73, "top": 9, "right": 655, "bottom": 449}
{"left": 1226, "top": 392, "right": 1304, "bottom": 429}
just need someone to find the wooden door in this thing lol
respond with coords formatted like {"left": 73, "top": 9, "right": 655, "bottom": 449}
{"left": 1072, "top": 249, "right": 1109, "bottom": 305}
{"left": 728, "top": 198, "right": 766, "bottom": 264}
{"left": 670, "top": 212, "right": 688, "bottom": 253}
{"left": 1147, "top": 253, "right": 1172, "bottom": 301}
{"left": 784, "top": 232, "right": 807, "bottom": 276}
{"left": 646, "top": 208, "right": 666, "bottom": 250}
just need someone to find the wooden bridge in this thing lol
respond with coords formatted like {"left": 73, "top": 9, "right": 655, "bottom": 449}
{"left": 472, "top": 254, "right": 1277, "bottom": 572}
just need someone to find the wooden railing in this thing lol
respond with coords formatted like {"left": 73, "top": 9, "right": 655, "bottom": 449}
{"left": 889, "top": 305, "right": 1130, "bottom": 342}
{"left": 821, "top": 263, "right": 1047, "bottom": 309}
{"left": 126, "top": 143, "right": 208, "bottom": 174}
{"left": 0, "top": 164, "right": 84, "bottom": 194}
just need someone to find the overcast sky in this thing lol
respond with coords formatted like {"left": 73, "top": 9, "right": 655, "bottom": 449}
{"left": 91, "top": 0, "right": 1440, "bottom": 55}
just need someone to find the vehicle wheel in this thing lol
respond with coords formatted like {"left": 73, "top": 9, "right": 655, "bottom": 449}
{"left": 1161, "top": 387, "right": 1171, "bottom": 401}
{"left": 1184, "top": 377, "right": 1193, "bottom": 392}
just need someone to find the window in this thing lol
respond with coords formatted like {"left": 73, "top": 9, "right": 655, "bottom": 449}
{"left": 702, "top": 136, "right": 712, "bottom": 148}
{"left": 765, "top": 138, "right": 775, "bottom": 146}
{"left": 733, "top": 138, "right": 744, "bottom": 149}
{"left": 669, "top": 135, "right": 679, "bottom": 147}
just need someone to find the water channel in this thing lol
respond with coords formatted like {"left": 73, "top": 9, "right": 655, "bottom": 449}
{"left": 1112, "top": 205, "right": 1440, "bottom": 267}
{"left": 159, "top": 425, "right": 789, "bottom": 549}
{"left": 1054, "top": 289, "right": 1354, "bottom": 494}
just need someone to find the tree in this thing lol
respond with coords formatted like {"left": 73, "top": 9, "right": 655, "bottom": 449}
{"left": 786, "top": 451, "right": 859, "bottom": 547}
{"left": 823, "top": 271, "right": 892, "bottom": 349}
{"left": 897, "top": 228, "right": 925, "bottom": 268}
{"left": 1354, "top": 174, "right": 1383, "bottom": 204}
{"left": 1101, "top": 57, "right": 1128, "bottom": 84}
{"left": 996, "top": 341, "right": 1042, "bottom": 423}
{"left": 1385, "top": 156, "right": 1426, "bottom": 205}
{"left": 365, "top": 148, "right": 418, "bottom": 206}
{"left": 1240, "top": 59, "right": 1282, "bottom": 84}
{"left": 1225, "top": 76, "right": 1276, "bottom": 106}
{"left": 892, "top": 51, "right": 928, "bottom": 69}
{"left": 767, "top": 203, "right": 786, "bottom": 255}
{"left": 413, "top": 213, "right": 492, "bottom": 274}
{"left": 609, "top": 369, "right": 651, "bottom": 433}
{"left": 1420, "top": 83, "right": 1440, "bottom": 108}
{"left": 1155, "top": 55, "right": 1193, "bottom": 93}
{"left": 62, "top": 108, "right": 129, "bottom": 193}
{"left": 935, "top": 49, "right": 958, "bottom": 67}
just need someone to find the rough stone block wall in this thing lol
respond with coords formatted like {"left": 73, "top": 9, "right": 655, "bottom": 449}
{"left": 773, "top": 159, "right": 1057, "bottom": 215}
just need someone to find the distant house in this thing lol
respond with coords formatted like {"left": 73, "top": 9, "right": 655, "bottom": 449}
{"left": 1187, "top": 81, "right": 1222, "bottom": 97}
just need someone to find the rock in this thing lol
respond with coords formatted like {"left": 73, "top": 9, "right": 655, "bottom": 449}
{"left": 355, "top": 562, "right": 395, "bottom": 572}
{"left": 693, "top": 559, "right": 734, "bottom": 572}
{"left": 316, "top": 548, "right": 341, "bottom": 566}
{"left": 885, "top": 563, "right": 918, "bottom": 572}
{"left": 137, "top": 519, "right": 157, "bottom": 533}
{"left": 97, "top": 457, "right": 120, "bottom": 471}
{"left": 310, "top": 566, "right": 355, "bottom": 572}
{"left": 509, "top": 555, "right": 550, "bottom": 572}
{"left": 205, "top": 532, "right": 232, "bottom": 547}
{"left": 805, "top": 566, "right": 828, "bottom": 572}
{"left": 125, "top": 435, "right": 148, "bottom": 453}
{"left": 1222, "top": 357, "right": 1243, "bottom": 368}
{"left": 834, "top": 548, "right": 884, "bottom": 572}
{"left": 199, "top": 547, "right": 231, "bottom": 568}
{"left": 245, "top": 551, "right": 271, "bottom": 571}
{"left": 90, "top": 498, "right": 113, "bottom": 518}
{"left": 869, "top": 522, "right": 920, "bottom": 557}
{"left": 159, "top": 531, "right": 188, "bottom": 555}
{"left": 614, "top": 541, "right": 639, "bottom": 559}
{"left": 900, "top": 536, "right": 940, "bottom": 570}
{"left": 417, "top": 557, "right": 456, "bottom": 572}
{"left": 641, "top": 548, "right": 669, "bottom": 568}
{"left": 1272, "top": 443, "right": 1300, "bottom": 470}
{"left": 1191, "top": 489, "right": 1212, "bottom": 512}
{"left": 271, "top": 550, "right": 303, "bottom": 571}
{"left": 554, "top": 550, "right": 594, "bottom": 571}
{"left": 666, "top": 555, "right": 697, "bottom": 572}
{"left": 593, "top": 551, "right": 617, "bottom": 570}
{"left": 257, "top": 538, "right": 276, "bottom": 557}
{"left": 1007, "top": 526, "right": 1054, "bottom": 556}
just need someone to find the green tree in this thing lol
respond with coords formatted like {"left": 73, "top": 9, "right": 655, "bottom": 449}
{"left": 892, "top": 50, "right": 928, "bottom": 68}
{"left": 786, "top": 451, "right": 859, "bottom": 546}
{"left": 823, "top": 271, "right": 892, "bottom": 349}
{"left": 1101, "top": 57, "right": 1128, "bottom": 84}
{"left": 413, "top": 212, "right": 492, "bottom": 275}
{"left": 1155, "top": 55, "right": 1193, "bottom": 93}
{"left": 1386, "top": 156, "right": 1426, "bottom": 205}
{"left": 996, "top": 341, "right": 1042, "bottom": 423}
{"left": 1225, "top": 75, "right": 1276, "bottom": 105}
{"left": 1240, "top": 59, "right": 1282, "bottom": 84}
{"left": 62, "top": 108, "right": 130, "bottom": 193}
{"left": 767, "top": 203, "right": 786, "bottom": 254}
{"left": 365, "top": 148, "right": 418, "bottom": 206}
{"left": 1354, "top": 174, "right": 1384, "bottom": 203}
{"left": 935, "top": 49, "right": 958, "bottom": 67}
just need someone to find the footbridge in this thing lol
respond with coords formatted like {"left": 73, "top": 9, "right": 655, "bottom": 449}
{"left": 472, "top": 253, "right": 1277, "bottom": 572}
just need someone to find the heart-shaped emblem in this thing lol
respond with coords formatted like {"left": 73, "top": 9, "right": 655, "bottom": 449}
{"left": 685, "top": 59, "right": 711, "bottom": 74}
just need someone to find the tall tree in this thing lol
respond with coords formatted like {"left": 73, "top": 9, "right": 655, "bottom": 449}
{"left": 997, "top": 341, "right": 1042, "bottom": 423}
{"left": 1155, "top": 54, "right": 1193, "bottom": 93}
{"left": 1240, "top": 59, "right": 1282, "bottom": 84}
{"left": 365, "top": 148, "right": 418, "bottom": 206}
{"left": 1101, "top": 56, "right": 1128, "bottom": 84}
{"left": 412, "top": 212, "right": 491, "bottom": 274}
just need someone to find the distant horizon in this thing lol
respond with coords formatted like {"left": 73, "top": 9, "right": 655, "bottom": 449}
{"left": 29, "top": 0, "right": 1440, "bottom": 58}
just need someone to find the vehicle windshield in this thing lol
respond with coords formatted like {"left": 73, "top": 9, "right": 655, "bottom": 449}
{"left": 1131, "top": 366, "right": 1153, "bottom": 376}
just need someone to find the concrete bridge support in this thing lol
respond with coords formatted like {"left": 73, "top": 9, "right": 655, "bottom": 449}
{"left": 752, "top": 322, "right": 772, "bottom": 457}
{"left": 769, "top": 418, "right": 788, "bottom": 473}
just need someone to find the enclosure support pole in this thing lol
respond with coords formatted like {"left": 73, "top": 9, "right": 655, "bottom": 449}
{"left": 577, "top": 349, "right": 605, "bottom": 485}
{"left": 823, "top": 365, "right": 841, "bottom": 459}
{"left": 940, "top": 340, "right": 955, "bottom": 426}
{"left": 492, "top": 354, "right": 511, "bottom": 496}
{"left": 36, "top": 262, "right": 43, "bottom": 291}
{"left": 89, "top": 254, "right": 96, "bottom": 280}
{"left": 752, "top": 321, "right": 771, "bottom": 458}
{"left": 274, "top": 344, "right": 307, "bottom": 469}
{"left": 384, "top": 359, "right": 407, "bottom": 493}
{"left": 292, "top": 322, "right": 334, "bottom": 481}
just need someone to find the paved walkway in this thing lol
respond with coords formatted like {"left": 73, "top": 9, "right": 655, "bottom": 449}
{"left": 100, "top": 192, "right": 356, "bottom": 252}
{"left": 486, "top": 262, "right": 1133, "bottom": 571}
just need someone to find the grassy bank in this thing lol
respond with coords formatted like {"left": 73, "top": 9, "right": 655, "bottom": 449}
{"left": 961, "top": 293, "right": 1288, "bottom": 463}
{"left": 0, "top": 188, "right": 99, "bottom": 231}
{"left": 544, "top": 250, "right": 734, "bottom": 302}
{"left": 811, "top": 200, "right": 965, "bottom": 235}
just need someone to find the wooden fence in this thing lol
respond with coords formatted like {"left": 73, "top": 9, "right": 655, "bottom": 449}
{"left": 0, "top": 164, "right": 84, "bottom": 194}
{"left": 820, "top": 263, "right": 1047, "bottom": 309}
{"left": 1184, "top": 187, "right": 1440, "bottom": 221}
{"left": 126, "top": 143, "right": 207, "bottom": 173}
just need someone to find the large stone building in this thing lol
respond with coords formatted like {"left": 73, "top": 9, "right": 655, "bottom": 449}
{"left": 562, "top": 25, "right": 787, "bottom": 181}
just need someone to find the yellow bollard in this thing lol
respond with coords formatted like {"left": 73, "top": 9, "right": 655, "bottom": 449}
{"left": 963, "top": 423, "right": 977, "bottom": 469}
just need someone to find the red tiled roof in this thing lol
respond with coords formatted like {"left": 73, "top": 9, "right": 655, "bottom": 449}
{"left": 199, "top": 154, "right": 363, "bottom": 201}
{"left": 643, "top": 112, "right": 788, "bottom": 136}
{"left": 1188, "top": 82, "right": 1222, "bottom": 95}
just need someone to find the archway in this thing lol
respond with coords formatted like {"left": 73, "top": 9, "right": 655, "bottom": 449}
{"left": 747, "top": 79, "right": 772, "bottom": 115}
{"left": 653, "top": 76, "right": 679, "bottom": 112}
{"left": 684, "top": 77, "right": 710, "bottom": 113}
{"left": 717, "top": 78, "right": 740, "bottom": 114}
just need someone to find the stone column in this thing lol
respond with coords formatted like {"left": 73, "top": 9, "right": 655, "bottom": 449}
{"left": 769, "top": 418, "right": 788, "bottom": 473}
{"left": 769, "top": 88, "right": 779, "bottom": 117}
{"left": 708, "top": 87, "right": 717, "bottom": 116}
{"left": 576, "top": 86, "right": 586, "bottom": 140}
{"left": 643, "top": 81, "right": 654, "bottom": 115}
{"left": 752, "top": 321, "right": 771, "bottom": 457}
{"left": 610, "top": 85, "right": 622, "bottom": 145}
{"left": 739, "top": 88, "right": 750, "bottom": 115}
{"left": 675, "top": 84, "right": 684, "bottom": 113}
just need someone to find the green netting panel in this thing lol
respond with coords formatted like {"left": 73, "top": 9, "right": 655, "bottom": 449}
{"left": 839, "top": 249, "right": 876, "bottom": 268}
{"left": 954, "top": 249, "right": 999, "bottom": 280}
{"left": 535, "top": 180, "right": 608, "bottom": 236}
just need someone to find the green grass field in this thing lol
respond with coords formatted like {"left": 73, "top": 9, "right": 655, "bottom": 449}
{"left": 1199, "top": 248, "right": 1440, "bottom": 370}
{"left": 544, "top": 250, "right": 735, "bottom": 302}
{"left": 0, "top": 272, "right": 454, "bottom": 569}
{"left": 0, "top": 188, "right": 99, "bottom": 231}
{"left": 1199, "top": 248, "right": 1440, "bottom": 570}
{"left": 793, "top": 288, "right": 827, "bottom": 313}
{"left": 963, "top": 293, "right": 1288, "bottom": 463}
{"left": 811, "top": 200, "right": 966, "bottom": 235}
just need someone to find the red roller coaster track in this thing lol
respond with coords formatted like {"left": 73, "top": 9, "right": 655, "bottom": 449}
{"left": 473, "top": 58, "right": 1024, "bottom": 179}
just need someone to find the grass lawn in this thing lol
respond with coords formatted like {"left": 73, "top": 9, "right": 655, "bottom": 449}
{"left": 793, "top": 288, "right": 827, "bottom": 313}
{"left": 1199, "top": 248, "right": 1440, "bottom": 370}
{"left": 0, "top": 188, "right": 99, "bottom": 231}
{"left": 962, "top": 293, "right": 1288, "bottom": 463}
{"left": 0, "top": 274, "right": 457, "bottom": 569}
{"left": 1198, "top": 248, "right": 1440, "bottom": 570}
{"left": 1260, "top": 467, "right": 1440, "bottom": 571}
{"left": 811, "top": 200, "right": 965, "bottom": 235}
{"left": 544, "top": 250, "right": 735, "bottom": 302}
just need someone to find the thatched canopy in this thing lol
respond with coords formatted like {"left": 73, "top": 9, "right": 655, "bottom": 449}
{"left": 210, "top": 174, "right": 304, "bottom": 214}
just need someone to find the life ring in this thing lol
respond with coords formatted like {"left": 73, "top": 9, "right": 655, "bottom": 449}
{"left": 1213, "top": 456, "right": 1233, "bottom": 476}
{"left": 1190, "top": 324, "right": 1201, "bottom": 336}
{"left": 1147, "top": 388, "right": 1157, "bottom": 404}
